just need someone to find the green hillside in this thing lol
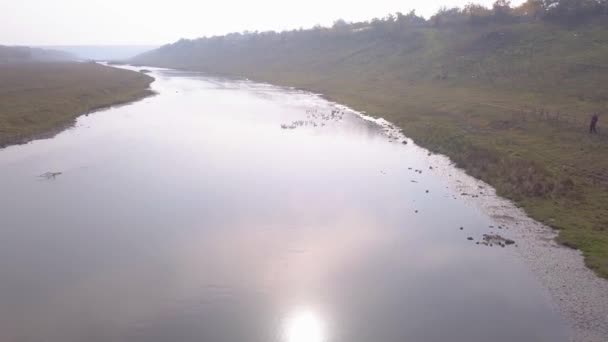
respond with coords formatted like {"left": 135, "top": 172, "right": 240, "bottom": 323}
{"left": 133, "top": 4, "right": 608, "bottom": 277}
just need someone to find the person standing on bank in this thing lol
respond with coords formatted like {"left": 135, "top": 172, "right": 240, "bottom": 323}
{"left": 590, "top": 112, "right": 599, "bottom": 134}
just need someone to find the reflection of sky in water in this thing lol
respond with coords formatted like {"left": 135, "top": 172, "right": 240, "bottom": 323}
{"left": 0, "top": 69, "right": 570, "bottom": 342}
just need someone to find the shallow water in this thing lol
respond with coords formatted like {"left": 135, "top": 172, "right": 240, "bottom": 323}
{"left": 0, "top": 68, "right": 570, "bottom": 342}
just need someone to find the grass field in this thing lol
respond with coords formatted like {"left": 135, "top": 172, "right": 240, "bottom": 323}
{"left": 0, "top": 62, "right": 154, "bottom": 147}
{"left": 134, "top": 20, "right": 608, "bottom": 277}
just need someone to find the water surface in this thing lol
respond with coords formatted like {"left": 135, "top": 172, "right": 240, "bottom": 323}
{"left": 0, "top": 68, "right": 570, "bottom": 342}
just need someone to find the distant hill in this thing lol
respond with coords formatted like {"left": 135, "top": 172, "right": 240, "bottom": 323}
{"left": 133, "top": 20, "right": 608, "bottom": 102}
{"left": 133, "top": 4, "right": 608, "bottom": 278}
{"left": 0, "top": 45, "right": 76, "bottom": 63}
{"left": 45, "top": 45, "right": 158, "bottom": 61}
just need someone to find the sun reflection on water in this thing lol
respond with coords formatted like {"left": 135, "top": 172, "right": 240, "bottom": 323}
{"left": 283, "top": 310, "right": 326, "bottom": 342}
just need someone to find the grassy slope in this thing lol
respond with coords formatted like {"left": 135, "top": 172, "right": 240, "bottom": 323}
{"left": 134, "top": 21, "right": 608, "bottom": 277}
{"left": 0, "top": 62, "right": 154, "bottom": 147}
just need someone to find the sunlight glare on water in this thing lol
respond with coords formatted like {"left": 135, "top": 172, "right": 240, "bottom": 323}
{"left": 284, "top": 310, "right": 326, "bottom": 342}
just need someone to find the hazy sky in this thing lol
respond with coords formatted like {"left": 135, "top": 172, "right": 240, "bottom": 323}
{"left": 1, "top": 0, "right": 522, "bottom": 46}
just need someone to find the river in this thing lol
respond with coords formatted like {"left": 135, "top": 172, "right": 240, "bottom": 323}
{"left": 0, "top": 67, "right": 570, "bottom": 342}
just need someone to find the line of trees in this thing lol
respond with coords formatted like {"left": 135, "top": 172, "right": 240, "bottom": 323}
{"left": 336, "top": 0, "right": 608, "bottom": 30}
{"left": 321, "top": 0, "right": 608, "bottom": 37}
{"left": 158, "top": 0, "right": 608, "bottom": 52}
{"left": 430, "top": 0, "right": 608, "bottom": 26}
{"left": 311, "top": 0, "right": 608, "bottom": 37}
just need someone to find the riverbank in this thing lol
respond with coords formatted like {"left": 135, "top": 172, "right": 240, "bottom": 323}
{"left": 406, "top": 132, "right": 608, "bottom": 342}
{"left": 0, "top": 62, "right": 154, "bottom": 148}
{"left": 262, "top": 76, "right": 608, "bottom": 280}
{"left": 326, "top": 97, "right": 608, "bottom": 342}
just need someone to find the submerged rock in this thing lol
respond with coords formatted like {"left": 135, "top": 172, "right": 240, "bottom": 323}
{"left": 39, "top": 172, "right": 62, "bottom": 179}
{"left": 480, "top": 234, "right": 515, "bottom": 247}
